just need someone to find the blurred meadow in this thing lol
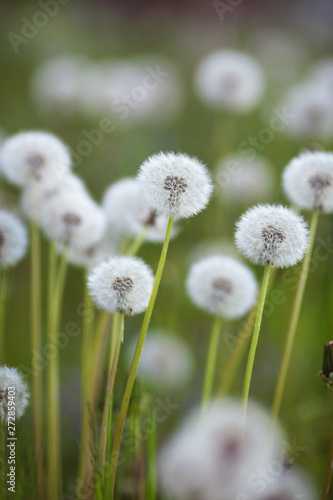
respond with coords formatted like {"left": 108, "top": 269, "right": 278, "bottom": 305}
{"left": 1, "top": 0, "right": 333, "bottom": 498}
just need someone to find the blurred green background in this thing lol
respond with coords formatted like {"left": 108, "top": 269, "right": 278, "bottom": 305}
{"left": 1, "top": 0, "right": 333, "bottom": 497}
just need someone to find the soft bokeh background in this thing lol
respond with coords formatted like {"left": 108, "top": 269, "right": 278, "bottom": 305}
{"left": 1, "top": 0, "right": 333, "bottom": 497}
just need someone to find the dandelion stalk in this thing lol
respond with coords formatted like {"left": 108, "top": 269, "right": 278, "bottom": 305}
{"left": 0, "top": 269, "right": 7, "bottom": 366}
{"left": 46, "top": 244, "right": 68, "bottom": 500}
{"left": 146, "top": 401, "right": 157, "bottom": 500}
{"left": 30, "top": 221, "right": 43, "bottom": 500}
{"left": 202, "top": 316, "right": 223, "bottom": 409}
{"left": 81, "top": 280, "right": 95, "bottom": 393}
{"left": 271, "top": 210, "right": 319, "bottom": 425}
{"left": 320, "top": 428, "right": 333, "bottom": 500}
{"left": 242, "top": 263, "right": 271, "bottom": 416}
{"left": 109, "top": 214, "right": 174, "bottom": 499}
{"left": 126, "top": 227, "right": 148, "bottom": 257}
{"left": 99, "top": 312, "right": 124, "bottom": 471}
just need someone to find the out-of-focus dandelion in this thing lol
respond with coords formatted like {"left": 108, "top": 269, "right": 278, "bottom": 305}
{"left": 187, "top": 255, "right": 257, "bottom": 407}
{"left": 215, "top": 154, "right": 275, "bottom": 204}
{"left": 128, "top": 330, "right": 193, "bottom": 391}
{"left": 159, "top": 400, "right": 282, "bottom": 500}
{"left": 245, "top": 469, "right": 316, "bottom": 500}
{"left": 194, "top": 50, "right": 265, "bottom": 112}
{"left": 0, "top": 131, "right": 72, "bottom": 187}
{"left": 235, "top": 204, "right": 308, "bottom": 416}
{"left": 0, "top": 211, "right": 28, "bottom": 268}
{"left": 0, "top": 366, "right": 29, "bottom": 422}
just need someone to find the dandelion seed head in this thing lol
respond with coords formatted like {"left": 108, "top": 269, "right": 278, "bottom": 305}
{"left": 0, "top": 131, "right": 72, "bottom": 187}
{"left": 194, "top": 50, "right": 265, "bottom": 112}
{"left": 40, "top": 189, "right": 106, "bottom": 252}
{"left": 283, "top": 151, "right": 333, "bottom": 213}
{"left": 159, "top": 400, "right": 283, "bottom": 500}
{"left": 0, "top": 211, "right": 28, "bottom": 268}
{"left": 0, "top": 366, "right": 29, "bottom": 422}
{"left": 137, "top": 152, "right": 213, "bottom": 219}
{"left": 88, "top": 256, "right": 154, "bottom": 315}
{"left": 249, "top": 469, "right": 316, "bottom": 500}
{"left": 235, "top": 205, "right": 309, "bottom": 268}
{"left": 127, "top": 330, "right": 193, "bottom": 390}
{"left": 103, "top": 178, "right": 179, "bottom": 242}
{"left": 186, "top": 256, "right": 257, "bottom": 319}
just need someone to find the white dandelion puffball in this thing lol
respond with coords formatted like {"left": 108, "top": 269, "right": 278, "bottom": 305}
{"left": 137, "top": 152, "right": 213, "bottom": 220}
{"left": 194, "top": 50, "right": 265, "bottom": 112}
{"left": 128, "top": 330, "right": 193, "bottom": 390}
{"left": 235, "top": 205, "right": 309, "bottom": 268}
{"left": 159, "top": 400, "right": 283, "bottom": 500}
{"left": 282, "top": 82, "right": 333, "bottom": 140}
{"left": 0, "top": 211, "right": 28, "bottom": 268}
{"left": 103, "top": 178, "right": 178, "bottom": 242}
{"left": 215, "top": 154, "right": 275, "bottom": 204}
{"left": 0, "top": 131, "right": 72, "bottom": 187}
{"left": 0, "top": 366, "right": 29, "bottom": 422}
{"left": 186, "top": 256, "right": 257, "bottom": 319}
{"left": 21, "top": 172, "right": 88, "bottom": 222}
{"left": 88, "top": 256, "right": 154, "bottom": 315}
{"left": 40, "top": 190, "right": 106, "bottom": 252}
{"left": 250, "top": 469, "right": 316, "bottom": 500}
{"left": 283, "top": 151, "right": 333, "bottom": 213}
{"left": 66, "top": 235, "right": 118, "bottom": 269}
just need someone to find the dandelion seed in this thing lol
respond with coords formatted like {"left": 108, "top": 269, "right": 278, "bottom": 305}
{"left": 0, "top": 131, "right": 72, "bottom": 187}
{"left": 186, "top": 256, "right": 257, "bottom": 319}
{"left": 0, "top": 211, "right": 28, "bottom": 268}
{"left": 88, "top": 256, "right": 154, "bottom": 315}
{"left": 0, "top": 366, "right": 29, "bottom": 422}
{"left": 137, "top": 152, "right": 213, "bottom": 219}
{"left": 103, "top": 178, "right": 179, "bottom": 242}
{"left": 235, "top": 204, "right": 309, "bottom": 268}
{"left": 194, "top": 50, "right": 265, "bottom": 112}
{"left": 283, "top": 151, "right": 333, "bottom": 213}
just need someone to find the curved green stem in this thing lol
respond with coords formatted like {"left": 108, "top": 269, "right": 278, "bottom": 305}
{"left": 202, "top": 316, "right": 223, "bottom": 410}
{"left": 109, "top": 214, "right": 174, "bottom": 499}
{"left": 271, "top": 210, "right": 319, "bottom": 425}
{"left": 242, "top": 263, "right": 271, "bottom": 418}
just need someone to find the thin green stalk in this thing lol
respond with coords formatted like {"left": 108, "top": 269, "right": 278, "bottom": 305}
{"left": 320, "top": 429, "right": 333, "bottom": 500}
{"left": 217, "top": 306, "right": 256, "bottom": 398}
{"left": 81, "top": 280, "right": 95, "bottom": 394}
{"left": 99, "top": 312, "right": 125, "bottom": 473}
{"left": 202, "top": 316, "right": 223, "bottom": 409}
{"left": 109, "top": 214, "right": 175, "bottom": 499}
{"left": 125, "top": 227, "right": 148, "bottom": 257}
{"left": 0, "top": 268, "right": 7, "bottom": 367}
{"left": 271, "top": 210, "right": 319, "bottom": 425}
{"left": 46, "top": 246, "right": 68, "bottom": 500}
{"left": 30, "top": 221, "right": 43, "bottom": 500}
{"left": 242, "top": 263, "right": 271, "bottom": 418}
{"left": 146, "top": 402, "right": 157, "bottom": 500}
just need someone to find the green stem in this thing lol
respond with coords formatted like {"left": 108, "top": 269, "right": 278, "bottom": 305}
{"left": 99, "top": 312, "right": 124, "bottom": 471}
{"left": 46, "top": 246, "right": 68, "bottom": 500}
{"left": 242, "top": 263, "right": 271, "bottom": 418}
{"left": 146, "top": 401, "right": 157, "bottom": 500}
{"left": 271, "top": 210, "right": 319, "bottom": 425}
{"left": 320, "top": 428, "right": 333, "bottom": 500}
{"left": 217, "top": 306, "right": 256, "bottom": 398}
{"left": 81, "top": 279, "right": 95, "bottom": 395}
{"left": 125, "top": 227, "right": 148, "bottom": 257}
{"left": 202, "top": 316, "right": 223, "bottom": 409}
{"left": 30, "top": 221, "right": 44, "bottom": 500}
{"left": 0, "top": 269, "right": 7, "bottom": 366}
{"left": 109, "top": 214, "right": 174, "bottom": 499}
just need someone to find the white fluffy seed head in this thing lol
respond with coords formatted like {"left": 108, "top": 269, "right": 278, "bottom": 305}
{"left": 159, "top": 400, "right": 283, "bottom": 500}
{"left": 249, "top": 469, "right": 316, "bottom": 500}
{"left": 235, "top": 204, "right": 309, "bottom": 268}
{"left": 0, "top": 211, "right": 28, "bottom": 268}
{"left": 0, "top": 131, "right": 72, "bottom": 187}
{"left": 186, "top": 256, "right": 257, "bottom": 319}
{"left": 215, "top": 154, "right": 275, "bottom": 204}
{"left": 0, "top": 366, "right": 29, "bottom": 422}
{"left": 40, "top": 189, "right": 106, "bottom": 253}
{"left": 137, "top": 152, "right": 213, "bottom": 220}
{"left": 194, "top": 50, "right": 265, "bottom": 112}
{"left": 127, "top": 330, "right": 193, "bottom": 390}
{"left": 283, "top": 151, "right": 333, "bottom": 213}
{"left": 88, "top": 256, "right": 154, "bottom": 315}
{"left": 103, "top": 178, "right": 179, "bottom": 242}
{"left": 66, "top": 236, "right": 118, "bottom": 269}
